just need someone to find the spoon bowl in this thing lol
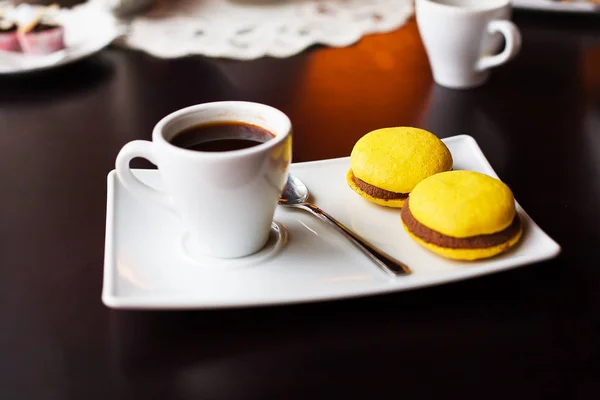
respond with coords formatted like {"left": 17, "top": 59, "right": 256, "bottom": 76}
{"left": 279, "top": 173, "right": 309, "bottom": 205}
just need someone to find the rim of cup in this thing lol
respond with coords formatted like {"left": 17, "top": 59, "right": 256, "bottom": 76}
{"left": 152, "top": 101, "right": 292, "bottom": 160}
{"left": 419, "top": 0, "right": 511, "bottom": 12}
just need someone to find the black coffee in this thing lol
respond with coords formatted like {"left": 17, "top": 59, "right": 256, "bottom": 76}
{"left": 170, "top": 121, "right": 275, "bottom": 152}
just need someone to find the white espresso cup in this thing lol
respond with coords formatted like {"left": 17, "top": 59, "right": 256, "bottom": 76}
{"left": 115, "top": 101, "right": 292, "bottom": 259}
{"left": 416, "top": 0, "right": 522, "bottom": 89}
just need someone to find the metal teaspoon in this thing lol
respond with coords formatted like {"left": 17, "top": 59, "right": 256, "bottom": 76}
{"left": 279, "top": 174, "right": 412, "bottom": 277}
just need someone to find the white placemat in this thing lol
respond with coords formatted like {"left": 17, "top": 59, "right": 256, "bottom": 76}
{"left": 84, "top": 0, "right": 414, "bottom": 60}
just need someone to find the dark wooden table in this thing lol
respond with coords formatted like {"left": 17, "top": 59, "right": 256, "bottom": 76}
{"left": 1, "top": 7, "right": 599, "bottom": 400}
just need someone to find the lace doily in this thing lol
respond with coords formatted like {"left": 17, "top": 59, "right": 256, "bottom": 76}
{"left": 86, "top": 0, "right": 414, "bottom": 60}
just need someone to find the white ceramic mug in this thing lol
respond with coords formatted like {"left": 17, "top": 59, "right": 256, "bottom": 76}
{"left": 115, "top": 101, "right": 292, "bottom": 259}
{"left": 416, "top": 0, "right": 522, "bottom": 89}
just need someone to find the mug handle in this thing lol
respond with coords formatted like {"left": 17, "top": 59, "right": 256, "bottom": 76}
{"left": 115, "top": 140, "right": 172, "bottom": 209}
{"left": 476, "top": 20, "right": 522, "bottom": 72}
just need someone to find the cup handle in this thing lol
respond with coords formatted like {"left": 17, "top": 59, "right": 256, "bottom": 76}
{"left": 476, "top": 20, "right": 522, "bottom": 72}
{"left": 115, "top": 140, "right": 172, "bottom": 210}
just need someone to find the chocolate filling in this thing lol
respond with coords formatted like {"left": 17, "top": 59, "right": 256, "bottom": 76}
{"left": 29, "top": 23, "right": 59, "bottom": 33}
{"left": 0, "top": 22, "right": 16, "bottom": 33}
{"left": 351, "top": 171, "right": 408, "bottom": 200}
{"left": 401, "top": 198, "right": 521, "bottom": 249}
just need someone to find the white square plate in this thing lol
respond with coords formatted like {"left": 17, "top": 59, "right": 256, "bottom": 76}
{"left": 102, "top": 135, "right": 561, "bottom": 309}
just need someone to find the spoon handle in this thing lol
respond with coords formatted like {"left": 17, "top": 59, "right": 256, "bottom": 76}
{"left": 296, "top": 202, "right": 412, "bottom": 277}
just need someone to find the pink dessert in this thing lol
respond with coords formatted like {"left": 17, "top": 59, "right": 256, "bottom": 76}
{"left": 17, "top": 22, "right": 65, "bottom": 55}
{"left": 0, "top": 21, "right": 20, "bottom": 52}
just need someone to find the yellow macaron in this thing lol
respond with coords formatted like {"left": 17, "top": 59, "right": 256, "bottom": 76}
{"left": 401, "top": 170, "right": 523, "bottom": 260}
{"left": 347, "top": 127, "right": 453, "bottom": 207}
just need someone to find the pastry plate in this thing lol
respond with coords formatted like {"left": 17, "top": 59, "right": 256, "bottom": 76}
{"left": 513, "top": 0, "right": 600, "bottom": 13}
{"left": 102, "top": 135, "right": 561, "bottom": 309}
{"left": 0, "top": 5, "right": 120, "bottom": 75}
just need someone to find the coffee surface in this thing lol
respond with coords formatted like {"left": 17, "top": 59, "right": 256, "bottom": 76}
{"left": 170, "top": 121, "right": 275, "bottom": 152}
